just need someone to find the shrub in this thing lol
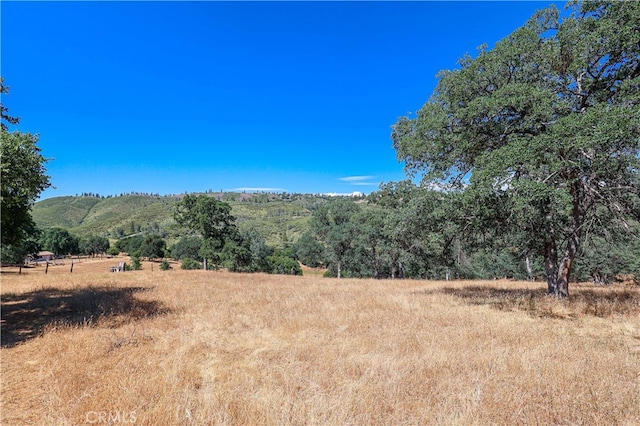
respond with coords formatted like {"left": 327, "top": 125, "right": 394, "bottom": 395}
{"left": 268, "top": 252, "right": 302, "bottom": 276}
{"left": 160, "top": 260, "right": 171, "bottom": 271}
{"left": 107, "top": 247, "right": 120, "bottom": 256}
{"left": 128, "top": 255, "right": 142, "bottom": 271}
{"left": 180, "top": 258, "right": 202, "bottom": 270}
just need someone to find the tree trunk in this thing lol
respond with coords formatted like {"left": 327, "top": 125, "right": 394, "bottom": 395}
{"left": 547, "top": 182, "right": 585, "bottom": 298}
{"left": 555, "top": 257, "right": 571, "bottom": 298}
{"left": 337, "top": 260, "right": 342, "bottom": 279}
{"left": 203, "top": 258, "right": 207, "bottom": 271}
{"left": 544, "top": 240, "right": 559, "bottom": 295}
{"left": 525, "top": 256, "right": 533, "bottom": 281}
{"left": 554, "top": 226, "right": 581, "bottom": 298}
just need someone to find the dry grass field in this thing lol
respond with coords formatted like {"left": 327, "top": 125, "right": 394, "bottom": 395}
{"left": 1, "top": 258, "right": 639, "bottom": 425}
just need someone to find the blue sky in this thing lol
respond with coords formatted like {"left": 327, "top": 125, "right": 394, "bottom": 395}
{"left": 2, "top": 1, "right": 562, "bottom": 199}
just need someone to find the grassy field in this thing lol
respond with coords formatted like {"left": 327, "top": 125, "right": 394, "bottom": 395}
{"left": 2, "top": 259, "right": 639, "bottom": 425}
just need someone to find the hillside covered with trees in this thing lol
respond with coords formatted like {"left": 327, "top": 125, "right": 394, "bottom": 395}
{"left": 27, "top": 184, "right": 640, "bottom": 284}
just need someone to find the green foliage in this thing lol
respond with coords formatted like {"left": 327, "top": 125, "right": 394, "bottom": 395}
{"left": 140, "top": 234, "right": 166, "bottom": 260}
{"left": 115, "top": 235, "right": 145, "bottom": 256}
{"left": 30, "top": 196, "right": 102, "bottom": 229}
{"left": 293, "top": 231, "right": 324, "bottom": 268}
{"left": 175, "top": 195, "right": 238, "bottom": 269}
{"left": 160, "top": 260, "right": 171, "bottom": 271}
{"left": 312, "top": 198, "right": 361, "bottom": 278}
{"left": 180, "top": 258, "right": 202, "bottom": 270}
{"left": 268, "top": 250, "right": 302, "bottom": 276}
{"left": 79, "top": 235, "right": 110, "bottom": 256}
{"left": 107, "top": 246, "right": 120, "bottom": 256}
{"left": 32, "top": 192, "right": 320, "bottom": 251}
{"left": 32, "top": 195, "right": 174, "bottom": 238}
{"left": 0, "top": 228, "right": 41, "bottom": 264}
{"left": 128, "top": 255, "right": 142, "bottom": 271}
{"left": 238, "top": 225, "right": 273, "bottom": 272}
{"left": 220, "top": 239, "right": 252, "bottom": 272}
{"left": 0, "top": 84, "right": 51, "bottom": 257}
{"left": 391, "top": 1, "right": 640, "bottom": 296}
{"left": 40, "top": 227, "right": 79, "bottom": 256}
{"left": 170, "top": 235, "right": 203, "bottom": 261}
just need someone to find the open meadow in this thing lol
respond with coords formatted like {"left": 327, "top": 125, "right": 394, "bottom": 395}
{"left": 1, "top": 259, "right": 639, "bottom": 425}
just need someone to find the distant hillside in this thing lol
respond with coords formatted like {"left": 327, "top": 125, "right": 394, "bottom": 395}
{"left": 32, "top": 195, "right": 176, "bottom": 237}
{"left": 32, "top": 192, "right": 335, "bottom": 248}
{"left": 30, "top": 196, "right": 103, "bottom": 229}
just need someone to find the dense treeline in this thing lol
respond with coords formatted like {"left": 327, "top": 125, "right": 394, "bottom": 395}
{"left": 17, "top": 187, "right": 639, "bottom": 283}
{"left": 296, "top": 181, "right": 640, "bottom": 283}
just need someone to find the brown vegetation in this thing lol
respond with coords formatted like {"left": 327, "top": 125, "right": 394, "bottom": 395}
{"left": 2, "top": 261, "right": 639, "bottom": 425}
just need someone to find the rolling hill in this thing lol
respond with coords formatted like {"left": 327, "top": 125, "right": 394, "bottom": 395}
{"left": 32, "top": 192, "right": 333, "bottom": 247}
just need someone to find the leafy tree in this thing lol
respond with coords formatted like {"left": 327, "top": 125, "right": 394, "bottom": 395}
{"left": 353, "top": 206, "right": 388, "bottom": 278}
{"left": 293, "top": 231, "right": 324, "bottom": 268}
{"left": 220, "top": 239, "right": 252, "bottom": 272}
{"left": 367, "top": 181, "right": 460, "bottom": 280}
{"left": 174, "top": 195, "right": 238, "bottom": 270}
{"left": 107, "top": 246, "right": 120, "bottom": 256}
{"left": 170, "top": 235, "right": 203, "bottom": 261}
{"left": 239, "top": 225, "right": 273, "bottom": 272}
{"left": 79, "top": 235, "right": 110, "bottom": 257}
{"left": 1, "top": 78, "right": 20, "bottom": 131}
{"left": 311, "top": 198, "right": 361, "bottom": 278}
{"left": 115, "top": 235, "right": 145, "bottom": 256}
{"left": 268, "top": 249, "right": 302, "bottom": 275}
{"left": 572, "top": 226, "right": 639, "bottom": 284}
{"left": 140, "top": 234, "right": 166, "bottom": 260}
{"left": 180, "top": 258, "right": 202, "bottom": 270}
{"left": 1, "top": 80, "right": 51, "bottom": 260}
{"left": 40, "top": 227, "right": 79, "bottom": 257}
{"left": 128, "top": 255, "right": 142, "bottom": 270}
{"left": 1, "top": 226, "right": 41, "bottom": 264}
{"left": 392, "top": 1, "right": 640, "bottom": 297}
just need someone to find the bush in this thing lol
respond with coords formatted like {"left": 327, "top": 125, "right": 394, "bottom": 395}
{"left": 268, "top": 252, "right": 302, "bottom": 276}
{"left": 180, "top": 258, "right": 202, "bottom": 270}
{"left": 128, "top": 255, "right": 142, "bottom": 270}
{"left": 323, "top": 269, "right": 335, "bottom": 278}
{"left": 160, "top": 260, "right": 171, "bottom": 271}
{"left": 170, "top": 236, "right": 203, "bottom": 261}
{"left": 107, "top": 247, "right": 120, "bottom": 256}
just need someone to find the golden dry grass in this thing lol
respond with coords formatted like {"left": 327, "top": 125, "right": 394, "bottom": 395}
{"left": 1, "top": 261, "right": 639, "bottom": 425}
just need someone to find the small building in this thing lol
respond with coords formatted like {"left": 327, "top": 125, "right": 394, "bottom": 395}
{"left": 37, "top": 251, "right": 55, "bottom": 261}
{"left": 27, "top": 251, "right": 56, "bottom": 263}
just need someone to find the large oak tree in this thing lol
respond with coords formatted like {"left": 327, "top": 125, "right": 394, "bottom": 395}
{"left": 1, "top": 79, "right": 51, "bottom": 262}
{"left": 392, "top": 1, "right": 640, "bottom": 297}
{"left": 174, "top": 194, "right": 238, "bottom": 270}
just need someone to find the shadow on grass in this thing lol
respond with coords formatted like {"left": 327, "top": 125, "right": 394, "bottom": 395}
{"left": 415, "top": 285, "right": 639, "bottom": 319}
{"left": 1, "top": 286, "right": 170, "bottom": 348}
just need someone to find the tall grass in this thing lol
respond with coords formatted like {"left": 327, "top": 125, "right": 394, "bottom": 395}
{"left": 2, "top": 262, "right": 639, "bottom": 425}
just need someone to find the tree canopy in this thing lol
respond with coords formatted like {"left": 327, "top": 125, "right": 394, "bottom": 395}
{"left": 392, "top": 1, "right": 640, "bottom": 297}
{"left": 174, "top": 194, "right": 238, "bottom": 269}
{"left": 1, "top": 79, "right": 51, "bottom": 262}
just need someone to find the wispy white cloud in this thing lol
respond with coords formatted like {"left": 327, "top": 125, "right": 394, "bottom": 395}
{"left": 338, "top": 175, "right": 379, "bottom": 187}
{"left": 339, "top": 175, "right": 376, "bottom": 183}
